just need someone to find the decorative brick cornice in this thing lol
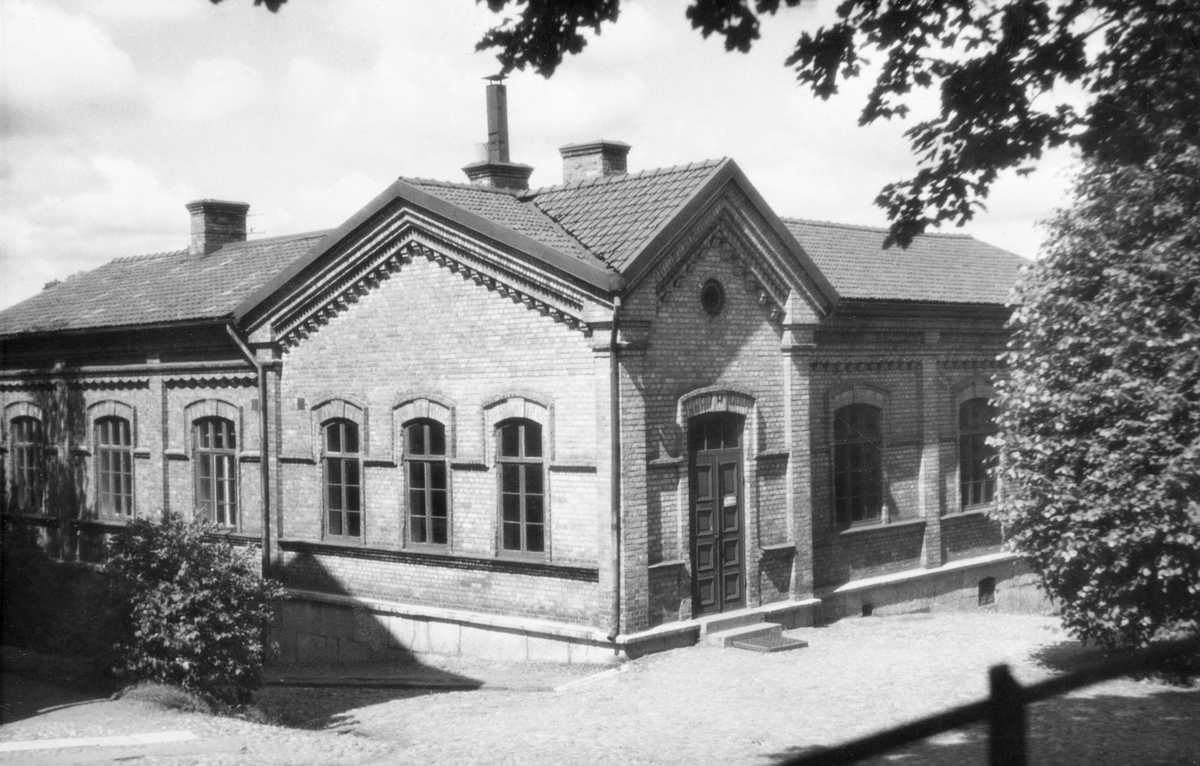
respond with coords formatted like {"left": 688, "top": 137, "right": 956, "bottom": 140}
{"left": 164, "top": 374, "right": 256, "bottom": 389}
{"left": 67, "top": 378, "right": 151, "bottom": 391}
{"left": 266, "top": 201, "right": 601, "bottom": 349}
{"left": 937, "top": 358, "right": 1007, "bottom": 371}
{"left": 811, "top": 359, "right": 922, "bottom": 374}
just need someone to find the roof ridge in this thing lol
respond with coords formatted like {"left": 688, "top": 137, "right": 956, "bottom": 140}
{"left": 224, "top": 229, "right": 331, "bottom": 248}
{"left": 401, "top": 176, "right": 520, "bottom": 195}
{"left": 782, "top": 217, "right": 975, "bottom": 240}
{"left": 522, "top": 158, "right": 727, "bottom": 197}
{"left": 110, "top": 248, "right": 187, "bottom": 264}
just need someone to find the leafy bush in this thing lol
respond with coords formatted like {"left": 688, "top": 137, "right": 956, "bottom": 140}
{"left": 106, "top": 513, "right": 284, "bottom": 705}
{"left": 993, "top": 144, "right": 1200, "bottom": 649}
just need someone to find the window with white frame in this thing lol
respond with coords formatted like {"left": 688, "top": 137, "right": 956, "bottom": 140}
{"left": 833, "top": 403, "right": 883, "bottom": 525}
{"left": 10, "top": 416, "right": 44, "bottom": 512}
{"left": 405, "top": 418, "right": 448, "bottom": 546}
{"left": 959, "top": 397, "right": 998, "bottom": 508}
{"left": 497, "top": 419, "right": 544, "bottom": 555}
{"left": 96, "top": 416, "right": 134, "bottom": 517}
{"left": 194, "top": 417, "right": 237, "bottom": 527}
{"left": 323, "top": 418, "right": 362, "bottom": 539}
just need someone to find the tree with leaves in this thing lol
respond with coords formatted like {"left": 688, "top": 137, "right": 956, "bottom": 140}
{"left": 474, "top": 0, "right": 1199, "bottom": 245}
{"left": 993, "top": 135, "right": 1200, "bottom": 648}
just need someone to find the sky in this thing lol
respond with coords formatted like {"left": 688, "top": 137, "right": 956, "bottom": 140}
{"left": 0, "top": 0, "right": 1078, "bottom": 311}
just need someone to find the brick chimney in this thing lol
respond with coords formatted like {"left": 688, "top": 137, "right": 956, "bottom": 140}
{"left": 462, "top": 77, "right": 533, "bottom": 191}
{"left": 186, "top": 199, "right": 250, "bottom": 255}
{"left": 560, "top": 141, "right": 631, "bottom": 184}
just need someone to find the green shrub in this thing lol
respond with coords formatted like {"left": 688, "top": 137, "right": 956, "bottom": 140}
{"left": 106, "top": 513, "right": 284, "bottom": 705}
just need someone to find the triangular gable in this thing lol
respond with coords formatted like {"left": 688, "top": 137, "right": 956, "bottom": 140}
{"left": 237, "top": 179, "right": 622, "bottom": 346}
{"left": 614, "top": 160, "right": 839, "bottom": 324}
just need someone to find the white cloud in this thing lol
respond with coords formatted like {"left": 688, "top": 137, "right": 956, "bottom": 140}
{"left": 147, "top": 57, "right": 264, "bottom": 122}
{"left": 0, "top": 0, "right": 142, "bottom": 134}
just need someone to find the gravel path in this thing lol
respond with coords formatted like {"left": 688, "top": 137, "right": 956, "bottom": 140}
{"left": 2, "top": 613, "right": 1197, "bottom": 765}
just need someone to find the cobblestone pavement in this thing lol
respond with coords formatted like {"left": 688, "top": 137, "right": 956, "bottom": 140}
{"left": 2, "top": 613, "right": 1197, "bottom": 765}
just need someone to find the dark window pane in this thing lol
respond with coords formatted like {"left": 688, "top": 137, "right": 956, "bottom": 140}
{"left": 502, "top": 521, "right": 522, "bottom": 550}
{"left": 409, "top": 461, "right": 425, "bottom": 489}
{"left": 344, "top": 423, "right": 359, "bottom": 454}
{"left": 345, "top": 460, "right": 359, "bottom": 487}
{"left": 429, "top": 423, "right": 446, "bottom": 456}
{"left": 526, "top": 495, "right": 544, "bottom": 525}
{"left": 347, "top": 512, "right": 361, "bottom": 537}
{"left": 524, "top": 464, "right": 543, "bottom": 495}
{"left": 411, "top": 515, "right": 427, "bottom": 544}
{"left": 346, "top": 485, "right": 360, "bottom": 512}
{"left": 430, "top": 461, "right": 447, "bottom": 489}
{"left": 326, "top": 424, "right": 341, "bottom": 453}
{"left": 500, "top": 423, "right": 519, "bottom": 457}
{"left": 328, "top": 511, "right": 343, "bottom": 536}
{"left": 501, "top": 463, "right": 520, "bottom": 494}
{"left": 410, "top": 488, "right": 426, "bottom": 517}
{"left": 431, "top": 489, "right": 447, "bottom": 519}
{"left": 431, "top": 517, "right": 448, "bottom": 545}
{"left": 502, "top": 493, "right": 520, "bottom": 522}
{"left": 407, "top": 423, "right": 425, "bottom": 456}
{"left": 524, "top": 423, "right": 542, "bottom": 458}
{"left": 526, "top": 524, "right": 544, "bottom": 553}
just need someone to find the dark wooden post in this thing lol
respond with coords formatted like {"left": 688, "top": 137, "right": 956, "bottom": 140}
{"left": 989, "top": 664, "right": 1027, "bottom": 766}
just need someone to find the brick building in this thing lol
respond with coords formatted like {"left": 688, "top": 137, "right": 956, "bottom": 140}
{"left": 0, "top": 84, "right": 1041, "bottom": 663}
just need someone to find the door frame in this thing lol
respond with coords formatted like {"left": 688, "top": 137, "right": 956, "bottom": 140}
{"left": 687, "top": 412, "right": 747, "bottom": 617}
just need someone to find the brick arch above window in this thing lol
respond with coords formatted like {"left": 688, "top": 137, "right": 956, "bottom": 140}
{"left": 827, "top": 383, "right": 891, "bottom": 413}
{"left": 953, "top": 379, "right": 996, "bottom": 408}
{"left": 482, "top": 394, "right": 552, "bottom": 464}
{"left": 178, "top": 399, "right": 242, "bottom": 457}
{"left": 87, "top": 400, "right": 137, "bottom": 448}
{"left": 312, "top": 397, "right": 368, "bottom": 458}
{"left": 4, "top": 400, "right": 45, "bottom": 429}
{"left": 394, "top": 395, "right": 455, "bottom": 460}
{"left": 677, "top": 386, "right": 755, "bottom": 424}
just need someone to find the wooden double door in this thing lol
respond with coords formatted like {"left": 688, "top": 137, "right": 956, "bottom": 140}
{"left": 689, "top": 414, "right": 745, "bottom": 616}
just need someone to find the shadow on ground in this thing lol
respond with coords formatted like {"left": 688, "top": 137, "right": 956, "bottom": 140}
{"left": 764, "top": 637, "right": 1200, "bottom": 766}
{"left": 0, "top": 672, "right": 116, "bottom": 726}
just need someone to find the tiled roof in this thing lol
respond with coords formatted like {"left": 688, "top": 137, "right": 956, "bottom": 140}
{"left": 0, "top": 231, "right": 327, "bottom": 336}
{"left": 782, "top": 219, "right": 1028, "bottom": 305}
{"left": 525, "top": 160, "right": 726, "bottom": 272}
{"left": 402, "top": 179, "right": 610, "bottom": 272}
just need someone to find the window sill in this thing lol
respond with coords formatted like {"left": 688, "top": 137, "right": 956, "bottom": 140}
{"left": 838, "top": 517, "right": 927, "bottom": 536}
{"left": 648, "top": 559, "right": 687, "bottom": 570}
{"left": 945, "top": 506, "right": 996, "bottom": 519}
{"left": 760, "top": 542, "right": 796, "bottom": 555}
{"left": 164, "top": 448, "right": 188, "bottom": 461}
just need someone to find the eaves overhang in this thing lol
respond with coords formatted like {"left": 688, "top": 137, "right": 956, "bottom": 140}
{"left": 830, "top": 299, "right": 1017, "bottom": 322}
{"left": 232, "top": 178, "right": 623, "bottom": 327}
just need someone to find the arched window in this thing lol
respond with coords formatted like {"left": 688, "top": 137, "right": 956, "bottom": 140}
{"left": 405, "top": 419, "right": 448, "bottom": 546}
{"left": 498, "top": 419, "right": 544, "bottom": 555}
{"left": 833, "top": 404, "right": 882, "bottom": 525}
{"left": 96, "top": 416, "right": 133, "bottom": 517}
{"left": 324, "top": 419, "right": 362, "bottom": 539}
{"left": 194, "top": 417, "right": 237, "bottom": 527}
{"left": 10, "top": 416, "right": 44, "bottom": 512}
{"left": 959, "top": 398, "right": 998, "bottom": 508}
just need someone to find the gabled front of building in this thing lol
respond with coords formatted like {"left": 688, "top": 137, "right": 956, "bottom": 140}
{"left": 0, "top": 84, "right": 1045, "bottom": 663}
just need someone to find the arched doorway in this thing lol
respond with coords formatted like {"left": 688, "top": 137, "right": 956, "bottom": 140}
{"left": 689, "top": 412, "right": 746, "bottom": 616}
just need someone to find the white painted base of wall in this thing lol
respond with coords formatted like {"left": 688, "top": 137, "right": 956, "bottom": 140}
{"left": 272, "top": 553, "right": 1051, "bottom": 665}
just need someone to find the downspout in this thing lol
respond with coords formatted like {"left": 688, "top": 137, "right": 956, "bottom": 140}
{"left": 607, "top": 296, "right": 622, "bottom": 642}
{"left": 226, "top": 324, "right": 271, "bottom": 577}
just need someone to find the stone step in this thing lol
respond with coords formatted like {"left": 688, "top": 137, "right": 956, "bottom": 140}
{"left": 704, "top": 622, "right": 781, "bottom": 648}
{"left": 697, "top": 610, "right": 766, "bottom": 638}
{"left": 730, "top": 634, "right": 810, "bottom": 653}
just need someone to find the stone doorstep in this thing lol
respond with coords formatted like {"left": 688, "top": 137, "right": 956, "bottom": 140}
{"left": 704, "top": 622, "right": 782, "bottom": 648}
{"left": 730, "top": 634, "right": 810, "bottom": 654}
{"left": 696, "top": 610, "right": 766, "bottom": 638}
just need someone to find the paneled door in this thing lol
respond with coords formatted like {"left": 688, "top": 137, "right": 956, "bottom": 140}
{"left": 689, "top": 414, "right": 745, "bottom": 616}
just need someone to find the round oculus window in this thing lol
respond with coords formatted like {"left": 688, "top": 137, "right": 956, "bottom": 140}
{"left": 701, "top": 279, "right": 725, "bottom": 316}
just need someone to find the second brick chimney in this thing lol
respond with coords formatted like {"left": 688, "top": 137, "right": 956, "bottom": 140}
{"left": 462, "top": 78, "right": 534, "bottom": 191}
{"left": 560, "top": 141, "right": 631, "bottom": 184}
{"left": 186, "top": 199, "right": 250, "bottom": 255}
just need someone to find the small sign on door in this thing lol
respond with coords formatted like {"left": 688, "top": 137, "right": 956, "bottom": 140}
{"left": 723, "top": 495, "right": 737, "bottom": 508}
